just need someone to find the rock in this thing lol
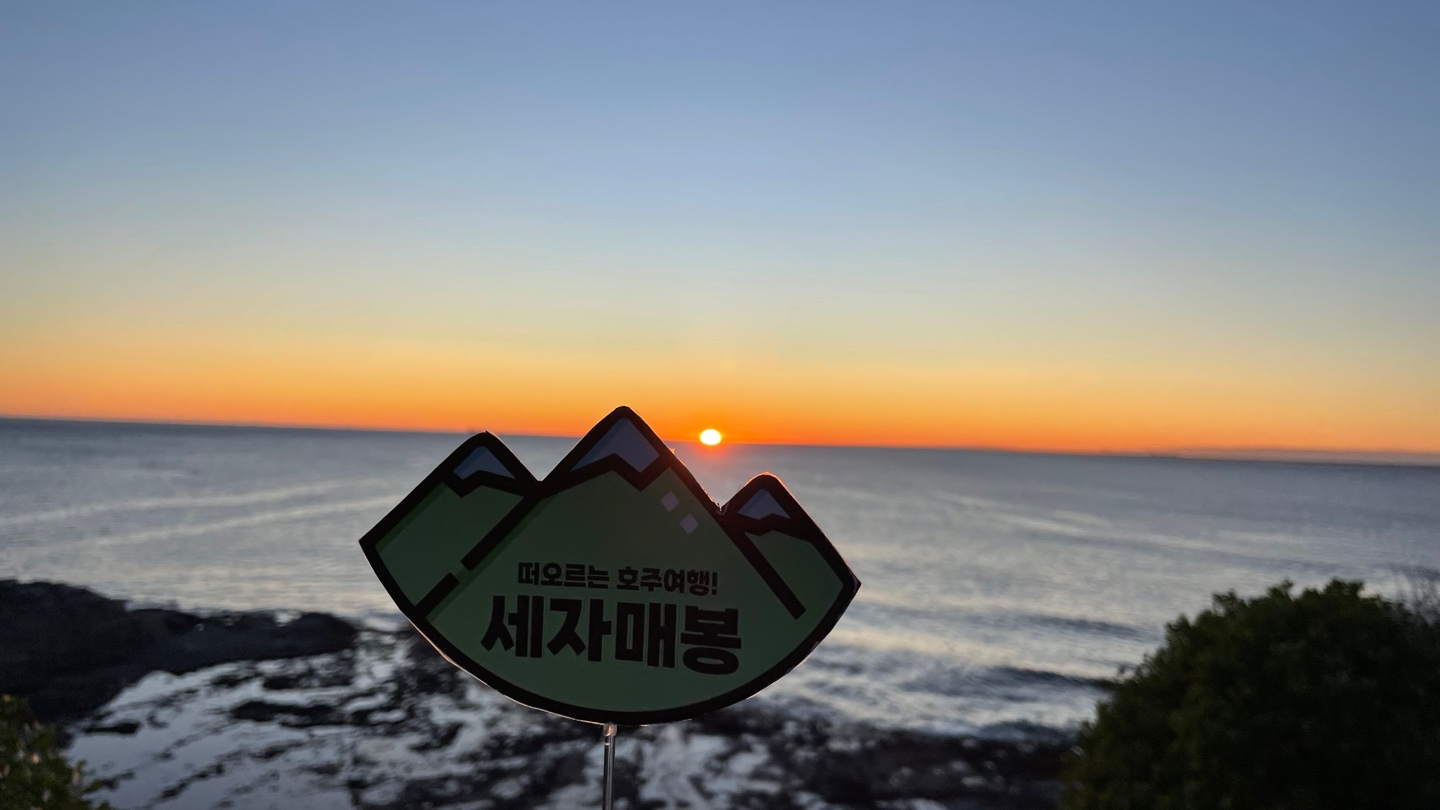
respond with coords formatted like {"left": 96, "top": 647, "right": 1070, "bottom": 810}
{"left": 129, "top": 607, "right": 203, "bottom": 640}
{"left": 0, "top": 580, "right": 143, "bottom": 693}
{"left": 230, "top": 699, "right": 343, "bottom": 727}
{"left": 86, "top": 720, "right": 141, "bottom": 735}
{"left": 58, "top": 622, "right": 1071, "bottom": 809}
{"left": 0, "top": 580, "right": 357, "bottom": 722}
{"left": 135, "top": 611, "right": 357, "bottom": 675}
{"left": 10, "top": 582, "right": 1068, "bottom": 807}
{"left": 261, "top": 658, "right": 354, "bottom": 691}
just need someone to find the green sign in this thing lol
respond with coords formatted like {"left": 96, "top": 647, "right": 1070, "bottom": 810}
{"left": 360, "top": 407, "right": 860, "bottom": 725}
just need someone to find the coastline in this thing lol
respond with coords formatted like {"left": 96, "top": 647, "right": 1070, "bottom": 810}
{"left": 3, "top": 580, "right": 1069, "bottom": 809}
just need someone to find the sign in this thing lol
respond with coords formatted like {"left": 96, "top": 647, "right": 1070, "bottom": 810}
{"left": 360, "top": 406, "right": 860, "bottom": 725}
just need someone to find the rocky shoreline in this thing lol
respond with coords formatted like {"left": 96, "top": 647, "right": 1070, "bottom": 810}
{"left": 3, "top": 581, "right": 1069, "bottom": 809}
{"left": 0, "top": 579, "right": 357, "bottom": 722}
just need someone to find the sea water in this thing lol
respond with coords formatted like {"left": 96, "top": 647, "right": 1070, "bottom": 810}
{"left": 2, "top": 418, "right": 1437, "bottom": 737}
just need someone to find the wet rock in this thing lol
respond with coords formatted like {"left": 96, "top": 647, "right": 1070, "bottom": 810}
{"left": 410, "top": 722, "right": 462, "bottom": 751}
{"left": 262, "top": 657, "right": 355, "bottom": 691}
{"left": 58, "top": 625, "right": 1072, "bottom": 810}
{"left": 0, "top": 579, "right": 357, "bottom": 722}
{"left": 136, "top": 611, "right": 357, "bottom": 675}
{"left": 780, "top": 723, "right": 1065, "bottom": 808}
{"left": 35, "top": 593, "right": 1069, "bottom": 809}
{"left": 86, "top": 719, "right": 142, "bottom": 735}
{"left": 231, "top": 699, "right": 344, "bottom": 727}
{"left": 0, "top": 580, "right": 143, "bottom": 693}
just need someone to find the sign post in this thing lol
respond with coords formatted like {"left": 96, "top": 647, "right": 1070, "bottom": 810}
{"left": 360, "top": 406, "right": 860, "bottom": 802}
{"left": 602, "top": 722, "right": 617, "bottom": 809}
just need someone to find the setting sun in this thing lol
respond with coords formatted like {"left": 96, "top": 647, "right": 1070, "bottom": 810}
{"left": 699, "top": 428, "right": 722, "bottom": 446}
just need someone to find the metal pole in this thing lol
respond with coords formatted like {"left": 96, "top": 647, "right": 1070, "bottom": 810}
{"left": 602, "top": 722, "right": 618, "bottom": 810}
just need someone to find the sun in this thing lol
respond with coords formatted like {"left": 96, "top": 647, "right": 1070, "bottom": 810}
{"left": 699, "top": 428, "right": 723, "bottom": 446}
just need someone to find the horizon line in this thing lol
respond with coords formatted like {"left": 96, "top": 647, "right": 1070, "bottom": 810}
{"left": 3, "top": 412, "right": 1437, "bottom": 468}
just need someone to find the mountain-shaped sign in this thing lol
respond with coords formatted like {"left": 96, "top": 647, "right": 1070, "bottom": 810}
{"left": 360, "top": 407, "right": 860, "bottom": 725}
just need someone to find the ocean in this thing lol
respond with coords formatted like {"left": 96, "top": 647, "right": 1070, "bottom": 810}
{"left": 3, "top": 417, "right": 1438, "bottom": 739}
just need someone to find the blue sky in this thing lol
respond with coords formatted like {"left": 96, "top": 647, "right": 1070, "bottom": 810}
{"left": 2, "top": 1, "right": 1436, "bottom": 449}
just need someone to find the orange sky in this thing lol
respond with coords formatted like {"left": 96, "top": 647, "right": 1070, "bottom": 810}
{"left": 3, "top": 327, "right": 1436, "bottom": 453}
{"left": 5, "top": 5, "right": 1438, "bottom": 454}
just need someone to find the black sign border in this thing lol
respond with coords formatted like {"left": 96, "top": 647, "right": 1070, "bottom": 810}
{"left": 361, "top": 406, "right": 861, "bottom": 726}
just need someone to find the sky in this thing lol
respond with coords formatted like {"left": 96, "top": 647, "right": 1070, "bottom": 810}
{"left": 2, "top": 2, "right": 1437, "bottom": 451}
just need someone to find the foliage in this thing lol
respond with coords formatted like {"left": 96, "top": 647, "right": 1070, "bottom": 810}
{"left": 1061, "top": 580, "right": 1440, "bottom": 810}
{"left": 0, "top": 695, "right": 111, "bottom": 810}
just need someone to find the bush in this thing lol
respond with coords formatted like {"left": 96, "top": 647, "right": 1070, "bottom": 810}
{"left": 0, "top": 694, "right": 111, "bottom": 810}
{"left": 1062, "top": 580, "right": 1440, "bottom": 810}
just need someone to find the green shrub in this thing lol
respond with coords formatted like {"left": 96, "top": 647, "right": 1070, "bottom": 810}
{"left": 1062, "top": 580, "right": 1440, "bottom": 810}
{"left": 0, "top": 695, "right": 111, "bottom": 810}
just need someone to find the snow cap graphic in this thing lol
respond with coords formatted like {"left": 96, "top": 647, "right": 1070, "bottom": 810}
{"left": 361, "top": 407, "right": 860, "bottom": 725}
